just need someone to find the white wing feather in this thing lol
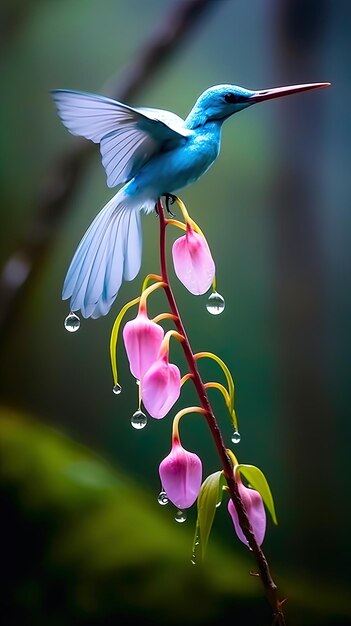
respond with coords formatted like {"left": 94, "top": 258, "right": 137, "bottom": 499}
{"left": 52, "top": 90, "right": 190, "bottom": 187}
{"left": 100, "top": 127, "right": 154, "bottom": 188}
{"left": 63, "top": 189, "right": 143, "bottom": 319}
{"left": 135, "top": 106, "right": 189, "bottom": 135}
{"left": 53, "top": 90, "right": 191, "bottom": 318}
{"left": 51, "top": 90, "right": 136, "bottom": 142}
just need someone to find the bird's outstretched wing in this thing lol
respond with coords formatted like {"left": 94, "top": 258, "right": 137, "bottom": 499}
{"left": 51, "top": 90, "right": 190, "bottom": 188}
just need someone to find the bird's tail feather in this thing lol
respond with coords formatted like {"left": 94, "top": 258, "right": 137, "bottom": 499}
{"left": 62, "top": 189, "right": 143, "bottom": 319}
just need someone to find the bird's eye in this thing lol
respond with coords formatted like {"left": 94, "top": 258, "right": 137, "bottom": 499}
{"left": 224, "top": 93, "right": 246, "bottom": 104}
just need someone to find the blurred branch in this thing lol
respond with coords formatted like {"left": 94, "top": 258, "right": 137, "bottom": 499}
{"left": 0, "top": 0, "right": 220, "bottom": 346}
{"left": 0, "top": 0, "right": 37, "bottom": 54}
{"left": 272, "top": 0, "right": 331, "bottom": 564}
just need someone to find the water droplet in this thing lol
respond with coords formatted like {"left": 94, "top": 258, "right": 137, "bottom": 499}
{"left": 175, "top": 509, "right": 187, "bottom": 523}
{"left": 112, "top": 383, "right": 122, "bottom": 395}
{"left": 130, "top": 409, "right": 147, "bottom": 429}
{"left": 216, "top": 500, "right": 222, "bottom": 508}
{"left": 206, "top": 291, "right": 225, "bottom": 315}
{"left": 135, "top": 379, "right": 140, "bottom": 386}
{"left": 231, "top": 430, "right": 241, "bottom": 444}
{"left": 64, "top": 312, "right": 80, "bottom": 332}
{"left": 191, "top": 535, "right": 200, "bottom": 564}
{"left": 157, "top": 490, "right": 169, "bottom": 506}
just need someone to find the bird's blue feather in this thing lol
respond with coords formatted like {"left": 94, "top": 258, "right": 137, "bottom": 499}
{"left": 52, "top": 82, "right": 328, "bottom": 318}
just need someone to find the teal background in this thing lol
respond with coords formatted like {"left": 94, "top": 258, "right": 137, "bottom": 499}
{"left": 0, "top": 1, "right": 350, "bottom": 624}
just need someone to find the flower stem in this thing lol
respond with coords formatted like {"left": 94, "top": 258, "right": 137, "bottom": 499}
{"left": 204, "top": 381, "right": 231, "bottom": 410}
{"left": 110, "top": 296, "right": 140, "bottom": 385}
{"left": 141, "top": 273, "right": 163, "bottom": 293}
{"left": 172, "top": 406, "right": 206, "bottom": 442}
{"left": 195, "top": 350, "right": 235, "bottom": 414}
{"left": 152, "top": 312, "right": 178, "bottom": 324}
{"left": 110, "top": 280, "right": 165, "bottom": 385}
{"left": 157, "top": 197, "right": 286, "bottom": 626}
{"left": 173, "top": 196, "right": 204, "bottom": 236}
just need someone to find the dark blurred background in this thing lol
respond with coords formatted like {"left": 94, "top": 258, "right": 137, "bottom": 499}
{"left": 0, "top": 1, "right": 350, "bottom": 625}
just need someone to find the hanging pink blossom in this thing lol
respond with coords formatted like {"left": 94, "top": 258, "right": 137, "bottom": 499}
{"left": 159, "top": 439, "right": 202, "bottom": 509}
{"left": 228, "top": 481, "right": 266, "bottom": 546}
{"left": 123, "top": 308, "right": 164, "bottom": 380}
{"left": 141, "top": 352, "right": 181, "bottom": 419}
{"left": 172, "top": 224, "right": 215, "bottom": 295}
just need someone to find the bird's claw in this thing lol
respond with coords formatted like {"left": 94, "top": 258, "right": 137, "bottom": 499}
{"left": 164, "top": 193, "right": 177, "bottom": 217}
{"left": 154, "top": 194, "right": 176, "bottom": 216}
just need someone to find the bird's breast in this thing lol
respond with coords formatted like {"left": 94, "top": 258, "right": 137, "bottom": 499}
{"left": 129, "top": 130, "right": 221, "bottom": 196}
{"left": 185, "top": 133, "right": 220, "bottom": 178}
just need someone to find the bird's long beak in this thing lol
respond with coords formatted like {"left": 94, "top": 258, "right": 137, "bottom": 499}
{"left": 250, "top": 82, "right": 331, "bottom": 103}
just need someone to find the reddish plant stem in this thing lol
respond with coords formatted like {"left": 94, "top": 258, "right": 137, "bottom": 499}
{"left": 157, "top": 198, "right": 286, "bottom": 626}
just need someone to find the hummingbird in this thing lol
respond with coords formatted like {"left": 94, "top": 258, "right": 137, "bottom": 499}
{"left": 52, "top": 81, "right": 330, "bottom": 319}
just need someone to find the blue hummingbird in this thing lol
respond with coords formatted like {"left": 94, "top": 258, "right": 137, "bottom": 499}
{"left": 52, "top": 81, "right": 329, "bottom": 319}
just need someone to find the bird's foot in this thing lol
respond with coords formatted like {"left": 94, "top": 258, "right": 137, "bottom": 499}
{"left": 154, "top": 194, "right": 177, "bottom": 217}
{"left": 164, "top": 193, "right": 177, "bottom": 217}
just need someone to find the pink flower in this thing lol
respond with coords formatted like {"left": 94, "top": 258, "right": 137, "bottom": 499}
{"left": 159, "top": 439, "right": 202, "bottom": 509}
{"left": 141, "top": 351, "right": 181, "bottom": 419}
{"left": 228, "top": 481, "right": 266, "bottom": 546}
{"left": 123, "top": 307, "right": 164, "bottom": 380}
{"left": 172, "top": 225, "right": 215, "bottom": 295}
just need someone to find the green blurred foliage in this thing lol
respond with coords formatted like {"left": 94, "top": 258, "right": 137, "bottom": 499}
{"left": 1, "top": 409, "right": 350, "bottom": 626}
{"left": 0, "top": 1, "right": 350, "bottom": 624}
{"left": 0, "top": 409, "right": 262, "bottom": 625}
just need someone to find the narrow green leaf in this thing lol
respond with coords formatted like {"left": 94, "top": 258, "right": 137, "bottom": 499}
{"left": 191, "top": 518, "right": 200, "bottom": 558}
{"left": 196, "top": 471, "right": 225, "bottom": 560}
{"left": 236, "top": 464, "right": 278, "bottom": 525}
{"left": 217, "top": 472, "right": 227, "bottom": 507}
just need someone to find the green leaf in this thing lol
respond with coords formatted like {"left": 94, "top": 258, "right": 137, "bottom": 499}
{"left": 236, "top": 464, "right": 278, "bottom": 525}
{"left": 195, "top": 471, "right": 226, "bottom": 560}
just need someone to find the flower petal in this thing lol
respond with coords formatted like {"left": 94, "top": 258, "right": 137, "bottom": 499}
{"left": 141, "top": 357, "right": 181, "bottom": 419}
{"left": 172, "top": 227, "right": 215, "bottom": 295}
{"left": 228, "top": 483, "right": 266, "bottom": 546}
{"left": 123, "top": 312, "right": 164, "bottom": 380}
{"left": 159, "top": 441, "right": 202, "bottom": 509}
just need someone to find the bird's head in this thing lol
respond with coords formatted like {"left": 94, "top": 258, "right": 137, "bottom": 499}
{"left": 186, "top": 82, "right": 330, "bottom": 128}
